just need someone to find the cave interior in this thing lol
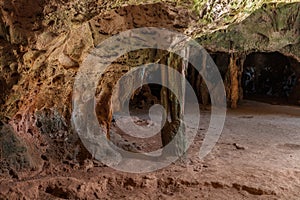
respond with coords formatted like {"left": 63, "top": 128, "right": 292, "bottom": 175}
{"left": 129, "top": 51, "right": 300, "bottom": 109}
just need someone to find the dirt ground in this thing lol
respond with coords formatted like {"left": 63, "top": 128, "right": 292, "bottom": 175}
{"left": 1, "top": 100, "right": 300, "bottom": 199}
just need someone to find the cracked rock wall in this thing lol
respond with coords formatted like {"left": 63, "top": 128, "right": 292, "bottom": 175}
{"left": 0, "top": 0, "right": 299, "bottom": 174}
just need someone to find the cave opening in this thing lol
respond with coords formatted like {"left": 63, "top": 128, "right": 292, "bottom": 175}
{"left": 242, "top": 52, "right": 299, "bottom": 105}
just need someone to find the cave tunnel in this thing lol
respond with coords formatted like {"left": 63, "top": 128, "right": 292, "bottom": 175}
{"left": 242, "top": 52, "right": 299, "bottom": 105}
{"left": 128, "top": 51, "right": 300, "bottom": 109}
{"left": 206, "top": 51, "right": 300, "bottom": 106}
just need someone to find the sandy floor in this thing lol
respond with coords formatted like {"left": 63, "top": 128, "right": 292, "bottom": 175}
{"left": 1, "top": 100, "right": 300, "bottom": 199}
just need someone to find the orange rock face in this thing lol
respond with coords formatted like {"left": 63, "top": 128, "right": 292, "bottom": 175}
{"left": 0, "top": 1, "right": 299, "bottom": 195}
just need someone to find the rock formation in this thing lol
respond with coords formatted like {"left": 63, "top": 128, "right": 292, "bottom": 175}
{"left": 0, "top": 0, "right": 299, "bottom": 178}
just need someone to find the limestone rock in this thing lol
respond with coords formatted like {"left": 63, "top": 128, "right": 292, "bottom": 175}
{"left": 0, "top": 0, "right": 298, "bottom": 175}
{"left": 0, "top": 124, "right": 33, "bottom": 172}
{"left": 58, "top": 53, "right": 79, "bottom": 69}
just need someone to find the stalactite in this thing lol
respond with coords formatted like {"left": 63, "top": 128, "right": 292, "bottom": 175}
{"left": 160, "top": 51, "right": 169, "bottom": 135}
{"left": 195, "top": 72, "right": 202, "bottom": 103}
{"left": 238, "top": 53, "right": 246, "bottom": 101}
{"left": 225, "top": 53, "right": 239, "bottom": 108}
{"left": 190, "top": 65, "right": 196, "bottom": 92}
{"left": 180, "top": 47, "right": 189, "bottom": 119}
{"left": 160, "top": 49, "right": 188, "bottom": 157}
{"left": 167, "top": 52, "right": 179, "bottom": 122}
{"left": 200, "top": 52, "right": 210, "bottom": 107}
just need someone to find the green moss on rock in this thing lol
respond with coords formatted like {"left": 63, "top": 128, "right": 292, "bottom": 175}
{"left": 197, "top": 3, "right": 300, "bottom": 61}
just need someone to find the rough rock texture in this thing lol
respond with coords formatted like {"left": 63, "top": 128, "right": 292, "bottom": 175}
{"left": 0, "top": 0, "right": 299, "bottom": 189}
{"left": 0, "top": 101, "right": 300, "bottom": 199}
{"left": 0, "top": 0, "right": 199, "bottom": 173}
{"left": 0, "top": 125, "right": 32, "bottom": 174}
{"left": 199, "top": 3, "right": 300, "bottom": 61}
{"left": 199, "top": 2, "right": 300, "bottom": 107}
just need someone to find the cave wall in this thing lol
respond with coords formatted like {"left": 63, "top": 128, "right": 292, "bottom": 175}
{"left": 0, "top": 1, "right": 196, "bottom": 173}
{"left": 199, "top": 3, "right": 300, "bottom": 60}
{"left": 198, "top": 3, "right": 300, "bottom": 107}
{"left": 0, "top": 1, "right": 299, "bottom": 174}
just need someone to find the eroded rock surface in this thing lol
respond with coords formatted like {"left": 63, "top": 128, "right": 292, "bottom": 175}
{"left": 0, "top": 0, "right": 199, "bottom": 174}
{"left": 0, "top": 2, "right": 299, "bottom": 199}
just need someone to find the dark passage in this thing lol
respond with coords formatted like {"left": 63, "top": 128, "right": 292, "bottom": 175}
{"left": 242, "top": 52, "right": 298, "bottom": 105}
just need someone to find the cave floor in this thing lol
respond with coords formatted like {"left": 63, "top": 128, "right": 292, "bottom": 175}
{"left": 1, "top": 100, "right": 300, "bottom": 199}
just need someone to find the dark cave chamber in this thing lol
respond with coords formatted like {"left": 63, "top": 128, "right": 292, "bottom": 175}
{"left": 242, "top": 52, "right": 299, "bottom": 105}
{"left": 207, "top": 51, "right": 300, "bottom": 106}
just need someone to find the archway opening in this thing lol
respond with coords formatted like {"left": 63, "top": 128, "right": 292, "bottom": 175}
{"left": 242, "top": 52, "right": 298, "bottom": 105}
